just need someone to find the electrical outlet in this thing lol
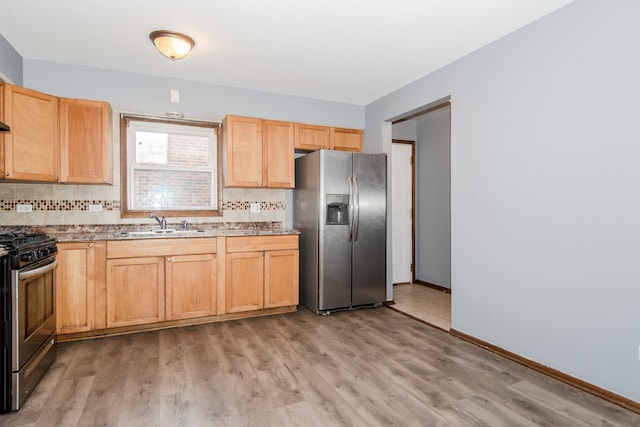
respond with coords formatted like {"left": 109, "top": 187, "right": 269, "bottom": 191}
{"left": 16, "top": 204, "right": 32, "bottom": 212}
{"left": 89, "top": 204, "right": 103, "bottom": 212}
{"left": 250, "top": 203, "right": 261, "bottom": 213}
{"left": 170, "top": 89, "right": 180, "bottom": 103}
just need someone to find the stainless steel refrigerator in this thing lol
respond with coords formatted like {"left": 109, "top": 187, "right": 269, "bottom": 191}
{"left": 294, "top": 149, "right": 387, "bottom": 314}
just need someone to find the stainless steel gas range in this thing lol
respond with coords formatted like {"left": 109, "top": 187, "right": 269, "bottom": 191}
{"left": 0, "top": 233, "right": 58, "bottom": 413}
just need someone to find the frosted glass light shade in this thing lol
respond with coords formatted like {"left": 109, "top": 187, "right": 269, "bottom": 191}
{"left": 149, "top": 30, "right": 195, "bottom": 60}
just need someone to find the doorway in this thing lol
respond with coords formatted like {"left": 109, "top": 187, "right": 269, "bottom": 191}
{"left": 389, "top": 100, "right": 452, "bottom": 331}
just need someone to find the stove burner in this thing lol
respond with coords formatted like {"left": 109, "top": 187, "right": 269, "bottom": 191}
{"left": 0, "top": 233, "right": 58, "bottom": 269}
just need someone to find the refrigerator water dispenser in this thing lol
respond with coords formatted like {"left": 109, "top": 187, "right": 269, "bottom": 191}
{"left": 326, "top": 194, "right": 349, "bottom": 225}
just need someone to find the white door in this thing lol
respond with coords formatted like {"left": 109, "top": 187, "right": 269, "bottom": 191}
{"left": 392, "top": 142, "right": 414, "bottom": 284}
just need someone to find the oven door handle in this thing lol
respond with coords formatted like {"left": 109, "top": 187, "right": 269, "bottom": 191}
{"left": 19, "top": 259, "right": 57, "bottom": 281}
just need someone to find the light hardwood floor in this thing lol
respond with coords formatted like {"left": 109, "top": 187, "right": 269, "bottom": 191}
{"left": 2, "top": 307, "right": 638, "bottom": 426}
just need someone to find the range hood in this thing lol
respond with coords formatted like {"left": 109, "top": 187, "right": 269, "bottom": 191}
{"left": 0, "top": 121, "right": 9, "bottom": 132}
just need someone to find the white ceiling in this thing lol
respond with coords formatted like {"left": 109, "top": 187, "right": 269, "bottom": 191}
{"left": 0, "top": 0, "right": 575, "bottom": 105}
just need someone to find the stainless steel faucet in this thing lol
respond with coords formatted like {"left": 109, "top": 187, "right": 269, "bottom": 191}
{"left": 150, "top": 214, "right": 166, "bottom": 230}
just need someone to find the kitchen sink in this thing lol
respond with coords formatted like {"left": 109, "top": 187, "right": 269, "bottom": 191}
{"left": 124, "top": 229, "right": 205, "bottom": 236}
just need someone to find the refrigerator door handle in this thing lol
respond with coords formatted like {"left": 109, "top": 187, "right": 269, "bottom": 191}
{"left": 353, "top": 176, "right": 360, "bottom": 242}
{"left": 348, "top": 175, "right": 354, "bottom": 241}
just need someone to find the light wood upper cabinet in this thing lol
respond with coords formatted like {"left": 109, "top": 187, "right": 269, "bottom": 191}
{"left": 331, "top": 127, "right": 362, "bottom": 152}
{"left": 56, "top": 242, "right": 103, "bottom": 335}
{"left": 1, "top": 84, "right": 59, "bottom": 181}
{"left": 59, "top": 98, "right": 112, "bottom": 184}
{"left": 223, "top": 115, "right": 294, "bottom": 188}
{"left": 294, "top": 122, "right": 363, "bottom": 152}
{"left": 0, "top": 83, "right": 112, "bottom": 184}
{"left": 294, "top": 123, "right": 330, "bottom": 151}
{"left": 263, "top": 120, "right": 295, "bottom": 188}
{"left": 223, "top": 115, "right": 263, "bottom": 187}
{"left": 166, "top": 254, "right": 217, "bottom": 320}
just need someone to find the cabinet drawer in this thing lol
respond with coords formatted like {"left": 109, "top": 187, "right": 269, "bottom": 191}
{"left": 226, "top": 235, "right": 298, "bottom": 253}
{"left": 107, "top": 237, "right": 217, "bottom": 258}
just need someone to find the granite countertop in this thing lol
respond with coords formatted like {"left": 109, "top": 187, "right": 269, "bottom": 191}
{"left": 3, "top": 222, "right": 299, "bottom": 243}
{"left": 50, "top": 228, "right": 299, "bottom": 242}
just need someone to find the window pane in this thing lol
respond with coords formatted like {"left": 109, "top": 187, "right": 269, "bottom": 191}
{"left": 133, "top": 170, "right": 212, "bottom": 209}
{"left": 135, "top": 131, "right": 168, "bottom": 164}
{"left": 136, "top": 132, "right": 210, "bottom": 168}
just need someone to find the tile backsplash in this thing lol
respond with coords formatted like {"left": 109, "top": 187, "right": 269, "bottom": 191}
{"left": 0, "top": 183, "right": 287, "bottom": 226}
{"left": 0, "top": 110, "right": 289, "bottom": 228}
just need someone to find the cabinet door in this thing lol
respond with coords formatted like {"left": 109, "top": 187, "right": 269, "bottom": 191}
{"left": 166, "top": 254, "right": 217, "bottom": 320}
{"left": 2, "top": 84, "right": 59, "bottom": 181}
{"left": 224, "top": 115, "right": 263, "bottom": 187}
{"left": 263, "top": 120, "right": 294, "bottom": 188}
{"left": 56, "top": 242, "right": 96, "bottom": 334}
{"left": 59, "top": 98, "right": 112, "bottom": 184}
{"left": 106, "top": 257, "right": 165, "bottom": 328}
{"left": 331, "top": 127, "right": 362, "bottom": 152}
{"left": 294, "top": 123, "right": 330, "bottom": 151}
{"left": 225, "top": 251, "right": 264, "bottom": 313}
{"left": 264, "top": 249, "right": 299, "bottom": 308}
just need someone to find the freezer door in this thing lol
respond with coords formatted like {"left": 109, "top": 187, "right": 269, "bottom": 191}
{"left": 318, "top": 150, "right": 352, "bottom": 311}
{"left": 351, "top": 153, "right": 387, "bottom": 306}
{"left": 294, "top": 151, "right": 320, "bottom": 312}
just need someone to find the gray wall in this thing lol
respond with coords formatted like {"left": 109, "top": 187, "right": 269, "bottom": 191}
{"left": 0, "top": 33, "right": 22, "bottom": 85}
{"left": 366, "top": 0, "right": 640, "bottom": 402}
{"left": 22, "top": 60, "right": 364, "bottom": 127}
{"left": 391, "top": 120, "right": 416, "bottom": 141}
{"left": 415, "top": 107, "right": 451, "bottom": 288}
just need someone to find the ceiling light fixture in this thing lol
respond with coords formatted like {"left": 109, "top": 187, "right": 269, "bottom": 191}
{"left": 149, "top": 30, "right": 195, "bottom": 60}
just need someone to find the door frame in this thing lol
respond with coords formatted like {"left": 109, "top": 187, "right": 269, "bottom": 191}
{"left": 392, "top": 139, "right": 416, "bottom": 284}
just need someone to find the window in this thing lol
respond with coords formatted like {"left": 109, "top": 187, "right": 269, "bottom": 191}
{"left": 120, "top": 114, "right": 222, "bottom": 218}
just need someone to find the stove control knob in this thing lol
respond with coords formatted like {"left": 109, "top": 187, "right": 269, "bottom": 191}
{"left": 21, "top": 251, "right": 36, "bottom": 262}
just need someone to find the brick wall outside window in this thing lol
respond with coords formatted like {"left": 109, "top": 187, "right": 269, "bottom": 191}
{"left": 130, "top": 124, "right": 217, "bottom": 210}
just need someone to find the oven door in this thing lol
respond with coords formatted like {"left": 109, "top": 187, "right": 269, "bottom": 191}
{"left": 12, "top": 257, "right": 57, "bottom": 371}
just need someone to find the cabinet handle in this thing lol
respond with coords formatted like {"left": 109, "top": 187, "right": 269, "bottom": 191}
{"left": 5, "top": 173, "right": 9, "bottom": 177}
{"left": 167, "top": 258, "right": 172, "bottom": 262}
{"left": 87, "top": 243, "right": 93, "bottom": 248}
{"left": 54, "top": 176, "right": 59, "bottom": 181}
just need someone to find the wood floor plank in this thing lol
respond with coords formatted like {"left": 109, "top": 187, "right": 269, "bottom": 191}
{"left": 1, "top": 307, "right": 639, "bottom": 426}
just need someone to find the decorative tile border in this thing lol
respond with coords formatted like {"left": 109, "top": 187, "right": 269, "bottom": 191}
{"left": 0, "top": 199, "right": 286, "bottom": 212}
{"left": 0, "top": 200, "right": 121, "bottom": 211}
{"left": 221, "top": 201, "right": 286, "bottom": 211}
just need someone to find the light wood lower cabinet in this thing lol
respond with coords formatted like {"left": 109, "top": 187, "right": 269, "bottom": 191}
{"left": 226, "top": 235, "right": 299, "bottom": 313}
{"left": 166, "top": 254, "right": 217, "bottom": 321}
{"left": 106, "top": 238, "right": 218, "bottom": 328}
{"left": 56, "top": 235, "right": 297, "bottom": 338}
{"left": 56, "top": 241, "right": 105, "bottom": 335}
{"left": 264, "top": 249, "right": 299, "bottom": 308}
{"left": 106, "top": 256, "right": 165, "bottom": 328}
{"left": 226, "top": 251, "right": 265, "bottom": 313}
